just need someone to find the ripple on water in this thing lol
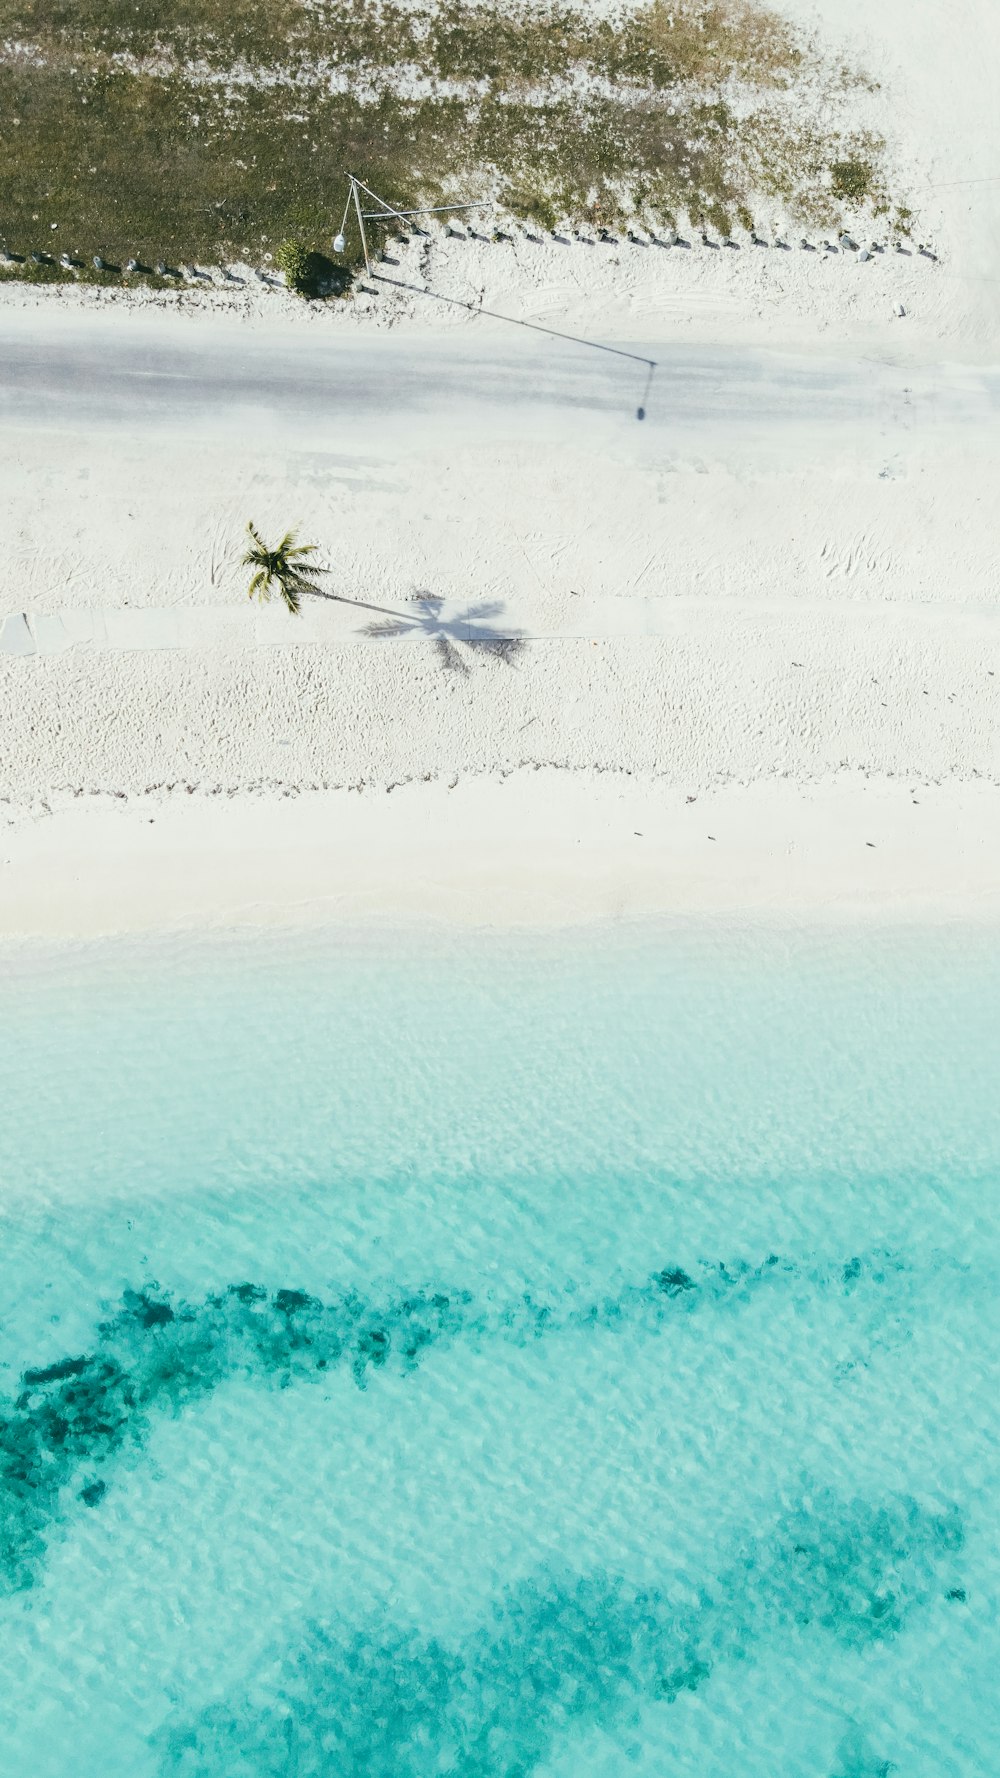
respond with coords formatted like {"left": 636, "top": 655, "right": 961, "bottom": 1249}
{"left": 0, "top": 923, "right": 998, "bottom": 1776}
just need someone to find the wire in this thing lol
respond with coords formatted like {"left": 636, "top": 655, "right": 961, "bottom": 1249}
{"left": 371, "top": 272, "right": 657, "bottom": 371}
{"left": 360, "top": 204, "right": 482, "bottom": 220}
{"left": 919, "top": 173, "right": 1000, "bottom": 189}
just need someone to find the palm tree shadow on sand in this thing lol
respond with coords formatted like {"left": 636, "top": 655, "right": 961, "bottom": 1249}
{"left": 241, "top": 527, "right": 525, "bottom": 672}
{"left": 359, "top": 594, "right": 527, "bottom": 674}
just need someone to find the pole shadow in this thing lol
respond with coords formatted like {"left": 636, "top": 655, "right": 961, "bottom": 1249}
{"left": 371, "top": 272, "right": 657, "bottom": 422}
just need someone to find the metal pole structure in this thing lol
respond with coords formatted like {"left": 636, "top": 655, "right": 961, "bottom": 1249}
{"left": 352, "top": 175, "right": 482, "bottom": 230}
{"left": 341, "top": 173, "right": 481, "bottom": 270}
{"left": 358, "top": 203, "right": 480, "bottom": 221}
{"left": 350, "top": 176, "right": 371, "bottom": 276}
{"left": 331, "top": 186, "right": 354, "bottom": 257}
{"left": 350, "top": 176, "right": 417, "bottom": 237}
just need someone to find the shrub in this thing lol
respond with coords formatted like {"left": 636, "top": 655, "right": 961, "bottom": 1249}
{"left": 276, "top": 239, "right": 353, "bottom": 299}
{"left": 830, "top": 158, "right": 873, "bottom": 202}
{"left": 275, "top": 238, "right": 311, "bottom": 292}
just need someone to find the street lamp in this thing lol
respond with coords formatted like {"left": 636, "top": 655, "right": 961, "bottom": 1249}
{"left": 332, "top": 174, "right": 480, "bottom": 275}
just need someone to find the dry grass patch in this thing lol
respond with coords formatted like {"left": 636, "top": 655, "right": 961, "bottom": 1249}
{"left": 0, "top": 0, "right": 901, "bottom": 271}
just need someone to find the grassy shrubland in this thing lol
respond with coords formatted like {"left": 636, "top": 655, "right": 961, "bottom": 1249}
{"left": 0, "top": 0, "right": 896, "bottom": 271}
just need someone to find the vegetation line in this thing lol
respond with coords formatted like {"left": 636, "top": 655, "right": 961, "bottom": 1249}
{"left": 0, "top": 0, "right": 903, "bottom": 277}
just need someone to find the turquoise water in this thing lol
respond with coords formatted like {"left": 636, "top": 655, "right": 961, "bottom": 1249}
{"left": 0, "top": 922, "right": 997, "bottom": 1777}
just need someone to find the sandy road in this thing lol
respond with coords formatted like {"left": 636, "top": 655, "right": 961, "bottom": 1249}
{"left": 1, "top": 305, "right": 998, "bottom": 804}
{"left": 1, "top": 307, "right": 997, "bottom": 448}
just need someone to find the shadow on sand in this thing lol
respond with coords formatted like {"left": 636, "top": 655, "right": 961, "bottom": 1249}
{"left": 301, "top": 585, "right": 526, "bottom": 672}
{"left": 372, "top": 271, "right": 656, "bottom": 421}
{"left": 362, "top": 594, "right": 527, "bottom": 674}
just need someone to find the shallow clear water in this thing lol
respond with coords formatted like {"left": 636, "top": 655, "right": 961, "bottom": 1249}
{"left": 0, "top": 922, "right": 997, "bottom": 1778}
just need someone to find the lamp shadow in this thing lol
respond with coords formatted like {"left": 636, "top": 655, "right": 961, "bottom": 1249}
{"left": 371, "top": 271, "right": 656, "bottom": 421}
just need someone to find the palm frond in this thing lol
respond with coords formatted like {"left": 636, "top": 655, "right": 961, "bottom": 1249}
{"left": 285, "top": 566, "right": 323, "bottom": 591}
{"left": 363, "top": 619, "right": 409, "bottom": 638}
{"left": 242, "top": 522, "right": 325, "bottom": 617}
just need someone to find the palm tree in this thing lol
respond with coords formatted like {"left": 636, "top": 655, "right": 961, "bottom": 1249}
{"left": 241, "top": 523, "right": 325, "bottom": 616}
{"left": 240, "top": 525, "right": 481, "bottom": 636}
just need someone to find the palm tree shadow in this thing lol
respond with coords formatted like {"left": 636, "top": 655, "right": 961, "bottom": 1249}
{"left": 360, "top": 593, "right": 527, "bottom": 672}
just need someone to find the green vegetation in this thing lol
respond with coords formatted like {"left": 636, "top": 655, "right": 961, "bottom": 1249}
{"left": 275, "top": 239, "right": 311, "bottom": 294}
{"left": 275, "top": 237, "right": 351, "bottom": 298}
{"left": 830, "top": 156, "right": 874, "bottom": 202}
{"left": 0, "top": 0, "right": 897, "bottom": 273}
{"left": 242, "top": 523, "right": 324, "bottom": 615}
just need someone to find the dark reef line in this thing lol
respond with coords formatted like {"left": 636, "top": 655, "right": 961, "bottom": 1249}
{"left": 156, "top": 1490, "right": 964, "bottom": 1776}
{"left": 2, "top": 1249, "right": 909, "bottom": 1593}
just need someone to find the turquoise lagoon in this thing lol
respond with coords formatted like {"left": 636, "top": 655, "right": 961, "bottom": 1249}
{"left": 0, "top": 922, "right": 997, "bottom": 1777}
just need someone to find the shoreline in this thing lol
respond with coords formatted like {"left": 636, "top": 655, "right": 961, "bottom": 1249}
{"left": 2, "top": 773, "right": 998, "bottom": 940}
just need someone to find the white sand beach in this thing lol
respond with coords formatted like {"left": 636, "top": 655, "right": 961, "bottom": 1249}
{"left": 2, "top": 0, "right": 999, "bottom": 936}
{"left": 3, "top": 775, "right": 1000, "bottom": 938}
